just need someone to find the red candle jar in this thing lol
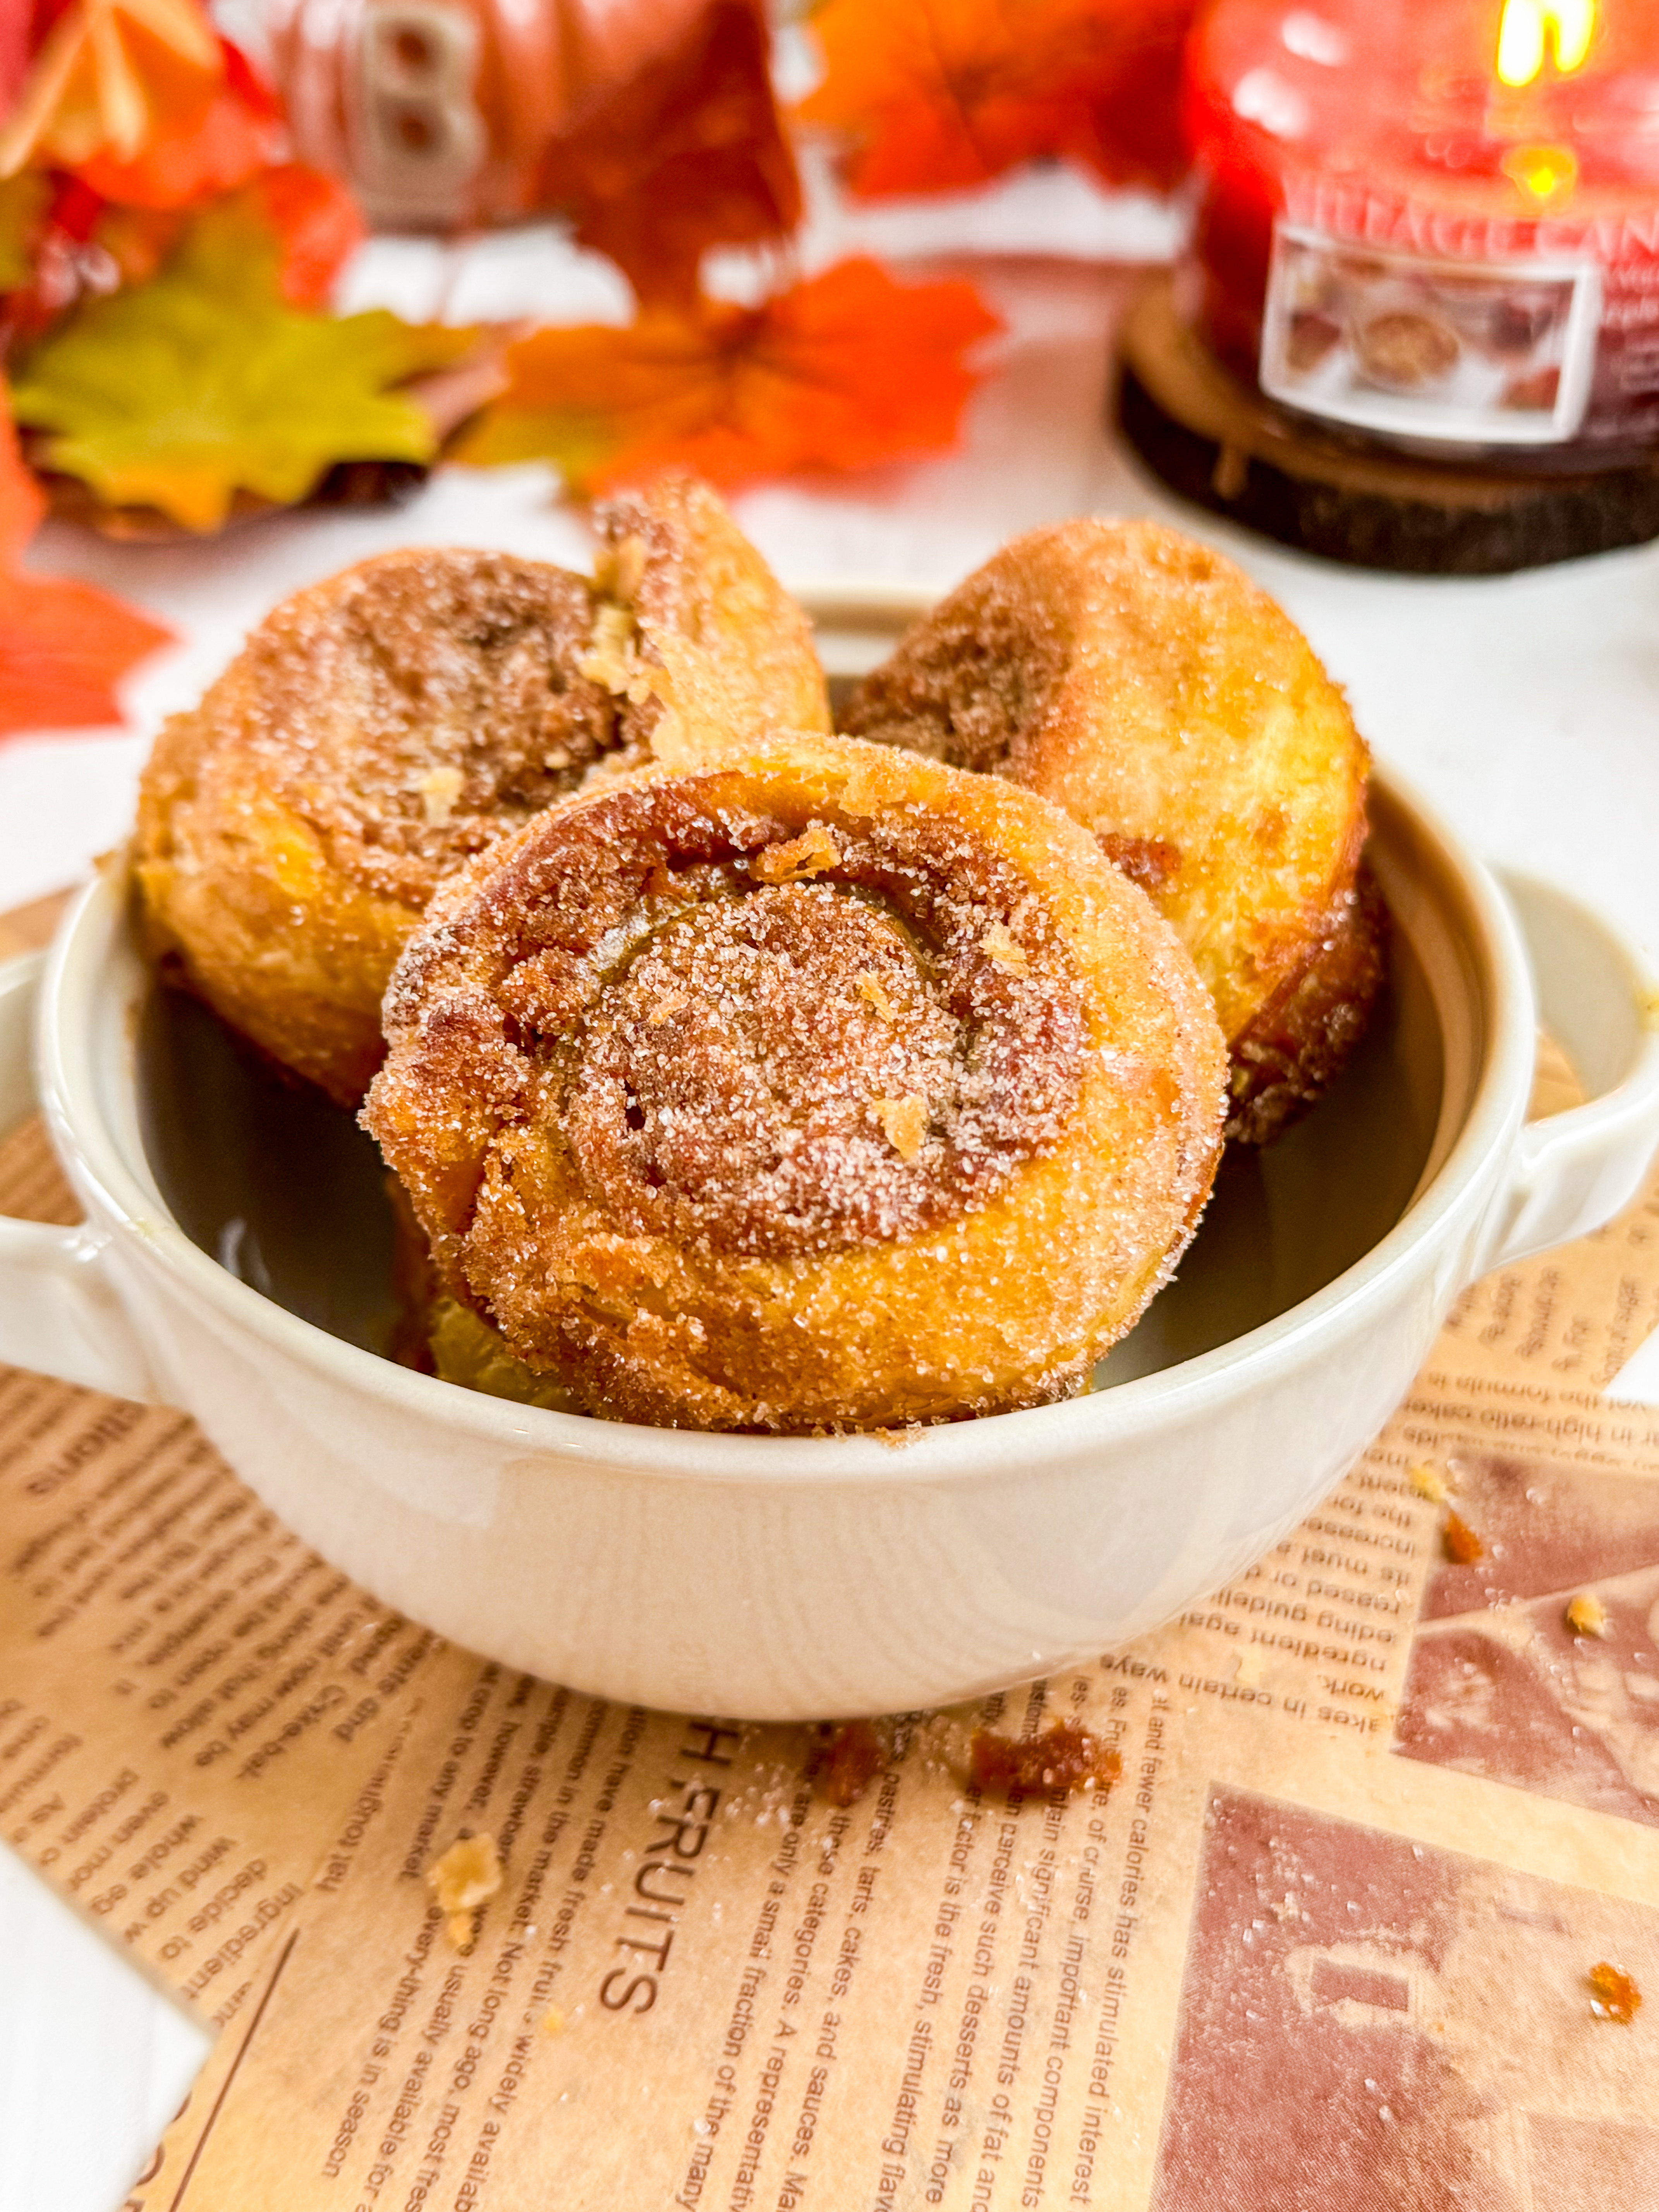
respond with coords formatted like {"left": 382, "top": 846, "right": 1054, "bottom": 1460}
{"left": 1183, "top": 0, "right": 1659, "bottom": 465}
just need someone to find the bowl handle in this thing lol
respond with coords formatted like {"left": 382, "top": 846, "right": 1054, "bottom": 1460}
{"left": 1481, "top": 871, "right": 1659, "bottom": 1275}
{"left": 0, "top": 950, "right": 155, "bottom": 1400}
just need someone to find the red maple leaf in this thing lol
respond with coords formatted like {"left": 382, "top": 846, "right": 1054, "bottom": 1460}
{"left": 457, "top": 256, "right": 1001, "bottom": 493}
{"left": 797, "top": 0, "right": 1198, "bottom": 198}
{"left": 0, "top": 394, "right": 172, "bottom": 735}
{"left": 539, "top": 0, "right": 800, "bottom": 307}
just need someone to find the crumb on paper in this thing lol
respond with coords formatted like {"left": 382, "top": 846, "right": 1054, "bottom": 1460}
{"left": 427, "top": 1832, "right": 503, "bottom": 1951}
{"left": 819, "top": 1720, "right": 885, "bottom": 1808}
{"left": 541, "top": 2005, "right": 566, "bottom": 2037}
{"left": 418, "top": 765, "right": 465, "bottom": 826}
{"left": 1588, "top": 1961, "right": 1642, "bottom": 2023}
{"left": 969, "top": 1722, "right": 1122, "bottom": 1800}
{"left": 1409, "top": 1462, "right": 1451, "bottom": 1505}
{"left": 858, "top": 971, "right": 898, "bottom": 1021}
{"left": 981, "top": 922, "right": 1030, "bottom": 974}
{"left": 871, "top": 1093, "right": 928, "bottom": 1162}
{"left": 1566, "top": 1592, "right": 1610, "bottom": 1638}
{"left": 1442, "top": 1510, "right": 1484, "bottom": 1565}
{"left": 756, "top": 823, "right": 842, "bottom": 883}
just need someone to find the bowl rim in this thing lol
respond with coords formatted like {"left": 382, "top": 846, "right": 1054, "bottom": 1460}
{"left": 37, "top": 761, "right": 1535, "bottom": 1487}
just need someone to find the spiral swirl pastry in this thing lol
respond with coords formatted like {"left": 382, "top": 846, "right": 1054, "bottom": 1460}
{"left": 838, "top": 520, "right": 1384, "bottom": 1144}
{"left": 364, "top": 733, "right": 1228, "bottom": 1434}
{"left": 135, "top": 476, "right": 828, "bottom": 1106}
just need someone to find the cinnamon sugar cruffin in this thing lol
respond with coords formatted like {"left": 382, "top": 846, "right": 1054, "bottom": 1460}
{"left": 837, "top": 519, "right": 1382, "bottom": 1144}
{"left": 133, "top": 476, "right": 829, "bottom": 1105}
{"left": 363, "top": 730, "right": 1228, "bottom": 1434}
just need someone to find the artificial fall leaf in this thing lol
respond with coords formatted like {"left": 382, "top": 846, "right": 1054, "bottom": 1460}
{"left": 797, "top": 0, "right": 1200, "bottom": 198}
{"left": 0, "top": 393, "right": 172, "bottom": 735}
{"left": 0, "top": 0, "right": 222, "bottom": 178}
{"left": 9, "top": 201, "right": 476, "bottom": 531}
{"left": 247, "top": 163, "right": 366, "bottom": 309}
{"left": 72, "top": 40, "right": 280, "bottom": 210}
{"left": 0, "top": 171, "right": 50, "bottom": 291}
{"left": 539, "top": 0, "right": 800, "bottom": 308}
{"left": 0, "top": 393, "right": 45, "bottom": 562}
{"left": 457, "top": 256, "right": 1001, "bottom": 494}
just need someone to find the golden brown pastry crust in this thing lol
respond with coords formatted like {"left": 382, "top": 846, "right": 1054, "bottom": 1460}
{"left": 1226, "top": 864, "right": 1388, "bottom": 1144}
{"left": 134, "top": 477, "right": 831, "bottom": 1106}
{"left": 136, "top": 550, "right": 628, "bottom": 1104}
{"left": 364, "top": 732, "right": 1228, "bottom": 1434}
{"left": 836, "top": 519, "right": 1381, "bottom": 1139}
{"left": 593, "top": 471, "right": 832, "bottom": 750}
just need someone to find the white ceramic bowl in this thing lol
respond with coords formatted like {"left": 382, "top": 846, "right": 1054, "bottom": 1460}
{"left": 2, "top": 603, "right": 1657, "bottom": 1719}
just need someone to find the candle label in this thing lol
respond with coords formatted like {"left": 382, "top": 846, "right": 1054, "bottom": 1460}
{"left": 1260, "top": 223, "right": 1601, "bottom": 446}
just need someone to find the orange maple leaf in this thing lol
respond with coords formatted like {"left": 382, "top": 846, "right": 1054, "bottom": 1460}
{"left": 797, "top": 0, "right": 1198, "bottom": 198}
{"left": 456, "top": 256, "right": 1001, "bottom": 493}
{"left": 72, "top": 42, "right": 282, "bottom": 210}
{"left": 0, "top": 395, "right": 172, "bottom": 736}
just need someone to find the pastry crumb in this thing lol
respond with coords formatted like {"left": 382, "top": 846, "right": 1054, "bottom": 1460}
{"left": 969, "top": 1722, "right": 1121, "bottom": 1799}
{"left": 541, "top": 2005, "right": 567, "bottom": 2037}
{"left": 858, "top": 971, "right": 898, "bottom": 1021}
{"left": 1442, "top": 1510, "right": 1484, "bottom": 1565}
{"left": 819, "top": 1720, "right": 885, "bottom": 1807}
{"left": 579, "top": 602, "right": 654, "bottom": 703}
{"left": 1409, "top": 1462, "right": 1451, "bottom": 1504}
{"left": 1588, "top": 1961, "right": 1642, "bottom": 2023}
{"left": 594, "top": 531, "right": 647, "bottom": 603}
{"left": 1565, "top": 1592, "right": 1609, "bottom": 1638}
{"left": 427, "top": 1832, "right": 503, "bottom": 1950}
{"left": 417, "top": 765, "right": 465, "bottom": 826}
{"left": 756, "top": 823, "right": 842, "bottom": 883}
{"left": 873, "top": 1422, "right": 926, "bottom": 1450}
{"left": 981, "top": 922, "right": 1030, "bottom": 973}
{"left": 871, "top": 1093, "right": 928, "bottom": 1161}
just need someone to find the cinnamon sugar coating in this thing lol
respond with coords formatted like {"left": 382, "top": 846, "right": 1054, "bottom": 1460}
{"left": 838, "top": 520, "right": 1382, "bottom": 1141}
{"left": 134, "top": 477, "right": 830, "bottom": 1105}
{"left": 364, "top": 732, "right": 1228, "bottom": 1434}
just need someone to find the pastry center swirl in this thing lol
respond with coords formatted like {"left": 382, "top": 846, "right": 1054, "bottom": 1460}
{"left": 571, "top": 886, "right": 969, "bottom": 1254}
{"left": 483, "top": 785, "right": 1089, "bottom": 1261}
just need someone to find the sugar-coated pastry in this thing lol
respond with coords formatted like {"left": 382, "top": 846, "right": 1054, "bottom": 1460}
{"left": 363, "top": 732, "right": 1228, "bottom": 1434}
{"left": 134, "top": 476, "right": 829, "bottom": 1105}
{"left": 590, "top": 471, "right": 831, "bottom": 752}
{"left": 837, "top": 519, "right": 1383, "bottom": 1143}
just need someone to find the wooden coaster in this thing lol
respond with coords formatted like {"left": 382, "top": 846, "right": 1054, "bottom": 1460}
{"left": 1116, "top": 272, "right": 1659, "bottom": 575}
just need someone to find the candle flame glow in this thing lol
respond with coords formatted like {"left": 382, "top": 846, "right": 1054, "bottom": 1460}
{"left": 1495, "top": 0, "right": 1595, "bottom": 86}
{"left": 1500, "top": 141, "right": 1580, "bottom": 198}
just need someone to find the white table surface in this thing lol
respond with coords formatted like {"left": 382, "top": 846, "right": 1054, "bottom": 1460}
{"left": 6, "top": 188, "right": 1659, "bottom": 2207}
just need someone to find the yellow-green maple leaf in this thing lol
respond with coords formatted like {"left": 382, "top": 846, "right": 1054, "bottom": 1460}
{"left": 9, "top": 201, "right": 474, "bottom": 531}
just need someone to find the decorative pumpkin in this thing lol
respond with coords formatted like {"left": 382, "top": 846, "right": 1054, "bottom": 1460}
{"left": 266, "top": 0, "right": 799, "bottom": 298}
